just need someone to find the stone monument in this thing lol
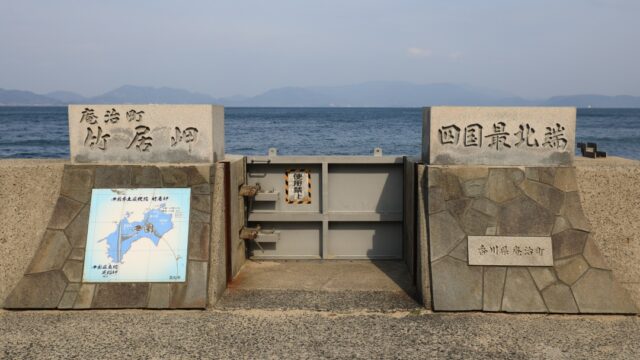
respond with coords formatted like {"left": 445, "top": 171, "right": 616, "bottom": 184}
{"left": 4, "top": 105, "right": 224, "bottom": 309}
{"left": 420, "top": 106, "right": 637, "bottom": 313}
{"left": 68, "top": 104, "right": 224, "bottom": 164}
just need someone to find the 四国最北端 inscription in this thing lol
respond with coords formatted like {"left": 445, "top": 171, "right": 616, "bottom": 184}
{"left": 69, "top": 104, "right": 224, "bottom": 164}
{"left": 423, "top": 107, "right": 575, "bottom": 166}
{"left": 438, "top": 122, "right": 567, "bottom": 150}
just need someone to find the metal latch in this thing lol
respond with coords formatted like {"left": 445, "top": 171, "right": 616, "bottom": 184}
{"left": 239, "top": 226, "right": 280, "bottom": 245}
{"left": 255, "top": 191, "right": 279, "bottom": 202}
{"left": 255, "top": 229, "right": 280, "bottom": 243}
{"left": 239, "top": 183, "right": 261, "bottom": 197}
{"left": 239, "top": 225, "right": 261, "bottom": 240}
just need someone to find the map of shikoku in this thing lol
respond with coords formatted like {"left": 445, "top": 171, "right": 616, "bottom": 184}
{"left": 83, "top": 188, "right": 191, "bottom": 282}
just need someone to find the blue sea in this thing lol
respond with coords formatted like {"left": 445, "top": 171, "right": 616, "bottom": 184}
{"left": 1, "top": 107, "right": 639, "bottom": 160}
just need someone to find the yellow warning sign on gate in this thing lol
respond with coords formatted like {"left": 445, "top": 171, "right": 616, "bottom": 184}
{"left": 284, "top": 169, "right": 311, "bottom": 204}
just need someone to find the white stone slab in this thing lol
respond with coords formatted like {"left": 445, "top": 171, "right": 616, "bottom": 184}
{"left": 468, "top": 236, "right": 553, "bottom": 266}
{"left": 69, "top": 104, "right": 224, "bottom": 164}
{"left": 423, "top": 107, "right": 575, "bottom": 166}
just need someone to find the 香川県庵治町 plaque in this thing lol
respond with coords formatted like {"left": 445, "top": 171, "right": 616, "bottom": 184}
{"left": 467, "top": 236, "right": 553, "bottom": 266}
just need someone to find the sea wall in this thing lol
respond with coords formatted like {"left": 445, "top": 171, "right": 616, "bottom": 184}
{"left": 1, "top": 157, "right": 639, "bottom": 308}
{"left": 575, "top": 157, "right": 640, "bottom": 305}
{"left": 0, "top": 160, "right": 65, "bottom": 303}
{"left": 0, "top": 158, "right": 239, "bottom": 307}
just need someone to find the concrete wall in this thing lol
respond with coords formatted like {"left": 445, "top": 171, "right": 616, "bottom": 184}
{"left": 209, "top": 162, "right": 226, "bottom": 306}
{"left": 415, "top": 164, "right": 431, "bottom": 307}
{"left": 207, "top": 155, "right": 246, "bottom": 306}
{"left": 575, "top": 157, "right": 640, "bottom": 307}
{"left": 417, "top": 157, "right": 640, "bottom": 310}
{"left": 0, "top": 160, "right": 65, "bottom": 303}
{"left": 1, "top": 157, "right": 639, "bottom": 309}
{"left": 0, "top": 159, "right": 232, "bottom": 308}
{"left": 228, "top": 156, "right": 247, "bottom": 279}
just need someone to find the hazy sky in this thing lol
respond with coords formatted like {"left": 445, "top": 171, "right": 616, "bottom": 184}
{"left": 1, "top": 0, "right": 639, "bottom": 98}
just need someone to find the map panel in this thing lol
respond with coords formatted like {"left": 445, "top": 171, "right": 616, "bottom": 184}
{"left": 83, "top": 188, "right": 191, "bottom": 282}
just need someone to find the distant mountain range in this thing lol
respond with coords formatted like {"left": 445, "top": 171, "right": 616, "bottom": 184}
{"left": 2, "top": 82, "right": 640, "bottom": 107}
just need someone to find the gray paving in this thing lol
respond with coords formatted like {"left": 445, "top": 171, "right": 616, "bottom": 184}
{"left": 229, "top": 260, "right": 415, "bottom": 292}
{"left": 217, "top": 289, "right": 420, "bottom": 312}
{"left": 220, "top": 260, "right": 420, "bottom": 311}
{"left": 1, "top": 309, "right": 639, "bottom": 359}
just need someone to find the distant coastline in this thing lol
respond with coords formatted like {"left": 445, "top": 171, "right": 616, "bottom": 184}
{"left": 3, "top": 82, "right": 640, "bottom": 108}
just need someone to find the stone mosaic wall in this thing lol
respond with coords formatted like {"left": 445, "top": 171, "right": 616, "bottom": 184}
{"left": 427, "top": 166, "right": 637, "bottom": 313}
{"left": 3, "top": 165, "right": 213, "bottom": 309}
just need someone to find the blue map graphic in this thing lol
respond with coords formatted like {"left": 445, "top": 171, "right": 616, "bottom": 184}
{"left": 104, "top": 205, "right": 174, "bottom": 263}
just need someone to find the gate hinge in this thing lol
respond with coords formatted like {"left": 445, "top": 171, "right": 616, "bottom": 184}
{"left": 239, "top": 183, "right": 261, "bottom": 197}
{"left": 239, "top": 225, "right": 261, "bottom": 240}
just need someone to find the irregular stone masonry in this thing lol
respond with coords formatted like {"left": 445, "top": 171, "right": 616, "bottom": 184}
{"left": 3, "top": 164, "right": 213, "bottom": 309}
{"left": 427, "top": 166, "right": 637, "bottom": 313}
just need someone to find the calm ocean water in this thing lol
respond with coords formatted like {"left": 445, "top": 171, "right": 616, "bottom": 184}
{"left": 1, "top": 107, "right": 639, "bottom": 159}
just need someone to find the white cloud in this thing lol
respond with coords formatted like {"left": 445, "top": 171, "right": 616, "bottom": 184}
{"left": 449, "top": 52, "right": 463, "bottom": 61}
{"left": 407, "top": 47, "right": 432, "bottom": 58}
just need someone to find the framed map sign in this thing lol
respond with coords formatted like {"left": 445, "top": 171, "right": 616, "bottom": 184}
{"left": 82, "top": 188, "right": 191, "bottom": 283}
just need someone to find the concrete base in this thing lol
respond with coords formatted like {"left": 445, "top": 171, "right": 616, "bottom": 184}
{"left": 3, "top": 158, "right": 640, "bottom": 313}
{"left": 217, "top": 260, "right": 420, "bottom": 311}
{"left": 3, "top": 164, "right": 218, "bottom": 309}
{"left": 422, "top": 164, "right": 637, "bottom": 313}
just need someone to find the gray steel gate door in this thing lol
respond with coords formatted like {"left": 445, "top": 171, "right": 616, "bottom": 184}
{"left": 245, "top": 155, "right": 409, "bottom": 260}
